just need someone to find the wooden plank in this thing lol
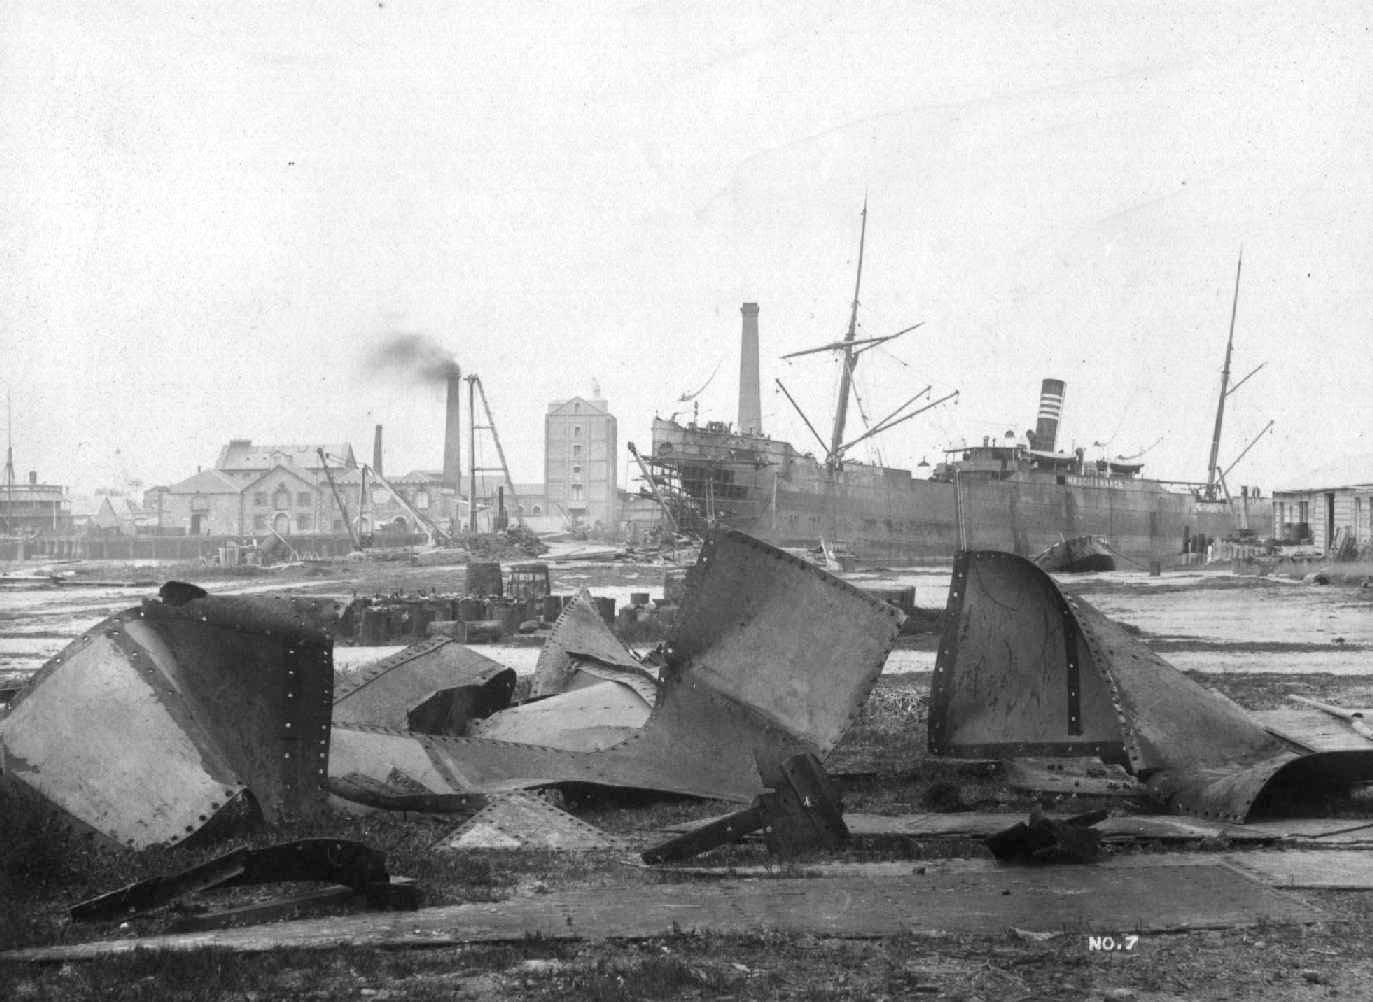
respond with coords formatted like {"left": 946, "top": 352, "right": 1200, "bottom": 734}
{"left": 3, "top": 863, "right": 1322, "bottom": 962}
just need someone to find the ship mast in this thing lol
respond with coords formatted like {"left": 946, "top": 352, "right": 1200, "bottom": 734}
{"left": 1204, "top": 253, "right": 1242, "bottom": 501}
{"left": 828, "top": 198, "right": 868, "bottom": 471}
{"left": 3, "top": 391, "right": 14, "bottom": 534}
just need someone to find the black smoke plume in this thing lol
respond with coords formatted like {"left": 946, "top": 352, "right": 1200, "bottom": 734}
{"left": 366, "top": 332, "right": 460, "bottom": 383}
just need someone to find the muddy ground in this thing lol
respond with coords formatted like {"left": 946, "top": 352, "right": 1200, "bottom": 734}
{"left": 3, "top": 554, "right": 1373, "bottom": 999}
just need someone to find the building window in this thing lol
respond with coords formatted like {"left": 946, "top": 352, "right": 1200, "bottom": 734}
{"left": 572, "top": 465, "right": 582, "bottom": 476}
{"left": 415, "top": 491, "right": 429, "bottom": 510}
{"left": 296, "top": 515, "right": 311, "bottom": 531}
{"left": 297, "top": 491, "right": 311, "bottom": 508}
{"left": 254, "top": 491, "right": 267, "bottom": 507}
{"left": 532, "top": 505, "right": 543, "bottom": 514}
{"left": 332, "top": 519, "right": 343, "bottom": 531}
{"left": 253, "top": 514, "right": 267, "bottom": 531}
{"left": 573, "top": 425, "right": 582, "bottom": 437}
{"left": 571, "top": 484, "right": 584, "bottom": 501}
{"left": 273, "top": 487, "right": 290, "bottom": 509}
{"left": 572, "top": 444, "right": 583, "bottom": 457}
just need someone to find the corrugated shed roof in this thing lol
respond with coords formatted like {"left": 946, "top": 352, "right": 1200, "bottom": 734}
{"left": 166, "top": 469, "right": 243, "bottom": 495}
{"left": 215, "top": 441, "right": 356, "bottom": 471}
{"left": 1274, "top": 454, "right": 1373, "bottom": 493}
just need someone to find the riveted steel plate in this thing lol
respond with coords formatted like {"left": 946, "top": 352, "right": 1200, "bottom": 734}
{"left": 333, "top": 638, "right": 515, "bottom": 734}
{"left": 532, "top": 592, "right": 646, "bottom": 697}
{"left": 928, "top": 550, "right": 1373, "bottom": 822}
{"left": 0, "top": 591, "right": 333, "bottom": 848}
{"left": 436, "top": 792, "right": 623, "bottom": 851}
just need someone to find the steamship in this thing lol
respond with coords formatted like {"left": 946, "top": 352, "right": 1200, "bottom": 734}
{"left": 645, "top": 212, "right": 1269, "bottom": 565}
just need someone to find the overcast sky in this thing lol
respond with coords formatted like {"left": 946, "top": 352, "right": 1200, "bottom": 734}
{"left": 3, "top": 2, "right": 1370, "bottom": 496}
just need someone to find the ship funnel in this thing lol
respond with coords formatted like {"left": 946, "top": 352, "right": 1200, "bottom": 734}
{"left": 1033, "top": 378, "right": 1066, "bottom": 452}
{"left": 442, "top": 370, "right": 463, "bottom": 488}
{"left": 738, "top": 302, "right": 762, "bottom": 435}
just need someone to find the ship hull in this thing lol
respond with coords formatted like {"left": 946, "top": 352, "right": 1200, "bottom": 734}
{"left": 650, "top": 420, "right": 1267, "bottom": 566}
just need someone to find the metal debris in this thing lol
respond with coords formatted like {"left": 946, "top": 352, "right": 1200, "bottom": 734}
{"left": 641, "top": 752, "right": 846, "bottom": 863}
{"left": 331, "top": 529, "right": 901, "bottom": 804}
{"left": 467, "top": 682, "right": 651, "bottom": 752}
{"left": 929, "top": 550, "right": 1373, "bottom": 822}
{"left": 332, "top": 637, "right": 516, "bottom": 736}
{"left": 70, "top": 838, "right": 392, "bottom": 922}
{"left": 436, "top": 792, "right": 623, "bottom": 851}
{"left": 531, "top": 589, "right": 655, "bottom": 699}
{"left": 984, "top": 807, "right": 1106, "bottom": 864}
{"left": 0, "top": 592, "right": 335, "bottom": 849}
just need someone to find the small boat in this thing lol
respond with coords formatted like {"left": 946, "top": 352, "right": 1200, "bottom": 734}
{"left": 1032, "top": 535, "right": 1119, "bottom": 573}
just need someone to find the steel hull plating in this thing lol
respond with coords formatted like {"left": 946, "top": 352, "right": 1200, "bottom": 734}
{"left": 651, "top": 420, "right": 1265, "bottom": 565}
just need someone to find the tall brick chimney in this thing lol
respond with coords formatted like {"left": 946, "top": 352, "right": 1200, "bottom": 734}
{"left": 372, "top": 424, "right": 383, "bottom": 477}
{"left": 442, "top": 369, "right": 463, "bottom": 488}
{"left": 738, "top": 302, "right": 762, "bottom": 435}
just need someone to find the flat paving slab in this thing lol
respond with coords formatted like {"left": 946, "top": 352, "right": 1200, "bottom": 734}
{"left": 833, "top": 812, "right": 1373, "bottom": 844}
{"left": 648, "top": 848, "right": 1373, "bottom": 889}
{"left": 1226, "top": 849, "right": 1373, "bottom": 888}
{"left": 5, "top": 861, "right": 1321, "bottom": 962}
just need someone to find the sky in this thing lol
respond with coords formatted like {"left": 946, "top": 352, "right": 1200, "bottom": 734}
{"left": 2, "top": 1, "right": 1370, "bottom": 497}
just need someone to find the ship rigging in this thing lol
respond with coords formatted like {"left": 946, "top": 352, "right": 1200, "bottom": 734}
{"left": 776, "top": 199, "right": 958, "bottom": 473}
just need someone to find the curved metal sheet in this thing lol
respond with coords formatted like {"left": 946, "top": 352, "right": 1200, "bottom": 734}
{"left": 0, "top": 591, "right": 333, "bottom": 848}
{"left": 929, "top": 551, "right": 1124, "bottom": 760}
{"left": 468, "top": 682, "right": 651, "bottom": 751}
{"left": 331, "top": 529, "right": 901, "bottom": 804}
{"left": 929, "top": 550, "right": 1373, "bottom": 822}
{"left": 333, "top": 637, "right": 515, "bottom": 734}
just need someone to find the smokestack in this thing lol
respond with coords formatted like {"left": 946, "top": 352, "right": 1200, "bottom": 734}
{"left": 443, "top": 369, "right": 463, "bottom": 488}
{"left": 372, "top": 425, "right": 383, "bottom": 477}
{"left": 738, "top": 302, "right": 762, "bottom": 435}
{"left": 1033, "top": 378, "right": 1066, "bottom": 453}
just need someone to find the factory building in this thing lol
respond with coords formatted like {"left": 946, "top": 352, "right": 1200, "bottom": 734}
{"left": 545, "top": 396, "right": 618, "bottom": 531}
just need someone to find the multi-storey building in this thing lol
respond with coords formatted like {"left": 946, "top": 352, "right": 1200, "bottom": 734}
{"left": 544, "top": 396, "right": 617, "bottom": 530}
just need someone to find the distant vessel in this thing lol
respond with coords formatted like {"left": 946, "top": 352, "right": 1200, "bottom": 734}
{"left": 646, "top": 211, "right": 1269, "bottom": 565}
{"left": 1032, "top": 535, "right": 1120, "bottom": 573}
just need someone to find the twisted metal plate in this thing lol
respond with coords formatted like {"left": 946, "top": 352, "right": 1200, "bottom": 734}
{"left": 929, "top": 550, "right": 1373, "bottom": 822}
{"left": 333, "top": 638, "right": 515, "bottom": 734}
{"left": 531, "top": 591, "right": 647, "bottom": 698}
